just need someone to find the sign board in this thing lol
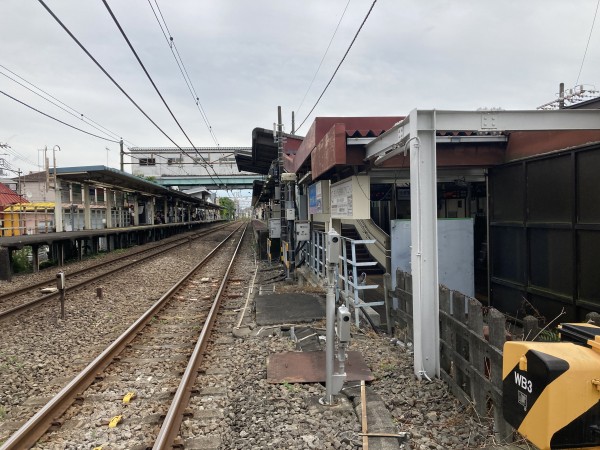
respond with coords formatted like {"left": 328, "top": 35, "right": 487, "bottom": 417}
{"left": 268, "top": 218, "right": 281, "bottom": 238}
{"left": 390, "top": 219, "right": 474, "bottom": 297}
{"left": 330, "top": 175, "right": 370, "bottom": 219}
{"left": 308, "top": 180, "right": 330, "bottom": 214}
{"left": 295, "top": 221, "right": 310, "bottom": 241}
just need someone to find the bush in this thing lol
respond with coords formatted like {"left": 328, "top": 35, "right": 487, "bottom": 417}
{"left": 12, "top": 248, "right": 31, "bottom": 273}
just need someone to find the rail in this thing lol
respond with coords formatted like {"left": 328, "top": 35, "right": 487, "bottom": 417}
{"left": 154, "top": 222, "right": 248, "bottom": 448}
{"left": 0, "top": 223, "right": 232, "bottom": 320}
{"left": 0, "top": 223, "right": 245, "bottom": 449}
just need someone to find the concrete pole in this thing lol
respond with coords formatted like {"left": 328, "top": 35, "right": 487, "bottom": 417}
{"left": 54, "top": 179, "right": 63, "bottom": 232}
{"left": 83, "top": 183, "right": 91, "bottom": 230}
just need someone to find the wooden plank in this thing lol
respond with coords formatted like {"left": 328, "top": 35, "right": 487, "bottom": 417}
{"left": 361, "top": 380, "right": 368, "bottom": 450}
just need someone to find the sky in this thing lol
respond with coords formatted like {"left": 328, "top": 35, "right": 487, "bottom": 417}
{"left": 1, "top": 0, "right": 599, "bottom": 183}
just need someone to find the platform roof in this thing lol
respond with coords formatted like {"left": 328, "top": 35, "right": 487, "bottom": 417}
{"left": 52, "top": 166, "right": 205, "bottom": 204}
{"left": 238, "top": 128, "right": 303, "bottom": 175}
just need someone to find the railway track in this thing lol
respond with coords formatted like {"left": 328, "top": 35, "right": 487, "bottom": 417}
{"left": 1, "top": 222, "right": 249, "bottom": 449}
{"left": 0, "top": 222, "right": 233, "bottom": 321}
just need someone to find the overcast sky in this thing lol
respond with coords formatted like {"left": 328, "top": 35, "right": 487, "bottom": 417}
{"left": 1, "top": 0, "right": 599, "bottom": 177}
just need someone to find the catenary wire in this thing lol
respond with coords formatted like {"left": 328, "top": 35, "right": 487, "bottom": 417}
{"left": 36, "top": 0, "right": 206, "bottom": 175}
{"left": 37, "top": 0, "right": 228, "bottom": 191}
{"left": 296, "top": 0, "right": 377, "bottom": 132}
{"left": 102, "top": 0, "right": 228, "bottom": 191}
{"left": 295, "top": 0, "right": 351, "bottom": 118}
{"left": 0, "top": 65, "right": 126, "bottom": 144}
{"left": 575, "top": 0, "right": 600, "bottom": 85}
{"left": 0, "top": 89, "right": 120, "bottom": 143}
{"left": 146, "top": 0, "right": 220, "bottom": 147}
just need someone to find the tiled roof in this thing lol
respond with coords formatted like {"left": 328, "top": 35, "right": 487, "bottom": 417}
{"left": 0, "top": 183, "right": 29, "bottom": 207}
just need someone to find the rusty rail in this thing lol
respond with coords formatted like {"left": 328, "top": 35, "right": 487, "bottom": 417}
{"left": 153, "top": 222, "right": 248, "bottom": 448}
{"left": 0, "top": 222, "right": 234, "bottom": 321}
{"left": 0, "top": 223, "right": 244, "bottom": 450}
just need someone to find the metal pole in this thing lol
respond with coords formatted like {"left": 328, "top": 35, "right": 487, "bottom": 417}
{"left": 323, "top": 262, "right": 335, "bottom": 405}
{"left": 120, "top": 139, "right": 124, "bottom": 172}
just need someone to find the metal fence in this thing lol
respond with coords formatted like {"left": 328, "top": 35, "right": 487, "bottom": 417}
{"left": 303, "top": 230, "right": 383, "bottom": 327}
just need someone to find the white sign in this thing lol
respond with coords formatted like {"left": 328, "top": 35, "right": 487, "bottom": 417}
{"left": 295, "top": 221, "right": 310, "bottom": 241}
{"left": 330, "top": 178, "right": 353, "bottom": 217}
{"left": 330, "top": 175, "right": 370, "bottom": 219}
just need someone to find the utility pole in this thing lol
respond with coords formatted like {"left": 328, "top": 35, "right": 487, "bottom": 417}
{"left": 120, "top": 139, "right": 124, "bottom": 172}
{"left": 291, "top": 111, "right": 295, "bottom": 135}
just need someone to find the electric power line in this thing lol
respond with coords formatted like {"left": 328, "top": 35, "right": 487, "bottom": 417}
{"left": 36, "top": 0, "right": 203, "bottom": 173}
{"left": 146, "top": 0, "right": 220, "bottom": 147}
{"left": 575, "top": 0, "right": 600, "bottom": 85}
{"left": 0, "top": 64, "right": 128, "bottom": 144}
{"left": 295, "top": 0, "right": 351, "bottom": 117}
{"left": 296, "top": 0, "right": 378, "bottom": 132}
{"left": 102, "top": 0, "right": 229, "bottom": 192}
{"left": 0, "top": 89, "right": 120, "bottom": 143}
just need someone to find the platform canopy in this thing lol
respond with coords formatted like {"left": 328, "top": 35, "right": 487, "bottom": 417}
{"left": 52, "top": 165, "right": 204, "bottom": 204}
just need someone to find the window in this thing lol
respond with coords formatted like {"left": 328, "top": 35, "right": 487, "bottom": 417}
{"left": 139, "top": 158, "right": 156, "bottom": 166}
{"left": 167, "top": 158, "right": 183, "bottom": 165}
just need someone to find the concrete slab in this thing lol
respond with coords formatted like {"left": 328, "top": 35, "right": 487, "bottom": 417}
{"left": 255, "top": 293, "right": 325, "bottom": 325}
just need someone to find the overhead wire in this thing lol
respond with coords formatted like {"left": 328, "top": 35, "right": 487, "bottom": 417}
{"left": 101, "top": 0, "right": 230, "bottom": 192}
{"left": 295, "top": 0, "right": 351, "bottom": 117}
{"left": 36, "top": 0, "right": 203, "bottom": 174}
{"left": 296, "top": 0, "right": 378, "bottom": 132}
{"left": 575, "top": 0, "right": 600, "bottom": 85}
{"left": 36, "top": 0, "right": 229, "bottom": 191}
{"left": 0, "top": 89, "right": 120, "bottom": 143}
{"left": 147, "top": 0, "right": 219, "bottom": 147}
{"left": 0, "top": 143, "right": 38, "bottom": 169}
{"left": 0, "top": 64, "right": 130, "bottom": 145}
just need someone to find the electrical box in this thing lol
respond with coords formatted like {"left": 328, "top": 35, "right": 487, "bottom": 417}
{"left": 268, "top": 218, "right": 281, "bottom": 239}
{"left": 295, "top": 221, "right": 310, "bottom": 241}
{"left": 503, "top": 323, "right": 600, "bottom": 450}
{"left": 281, "top": 173, "right": 297, "bottom": 182}
{"left": 337, "top": 305, "right": 351, "bottom": 342}
{"left": 286, "top": 208, "right": 295, "bottom": 221}
{"left": 56, "top": 271, "right": 65, "bottom": 290}
{"left": 326, "top": 230, "right": 341, "bottom": 264}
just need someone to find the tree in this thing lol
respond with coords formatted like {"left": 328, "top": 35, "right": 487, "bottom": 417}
{"left": 218, "top": 197, "right": 236, "bottom": 219}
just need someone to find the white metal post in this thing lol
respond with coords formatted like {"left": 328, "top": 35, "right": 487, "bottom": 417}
{"left": 409, "top": 109, "right": 440, "bottom": 379}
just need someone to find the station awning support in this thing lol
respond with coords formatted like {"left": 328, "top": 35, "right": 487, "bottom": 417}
{"left": 365, "top": 108, "right": 600, "bottom": 380}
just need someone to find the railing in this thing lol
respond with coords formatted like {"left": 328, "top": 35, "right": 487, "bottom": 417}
{"left": 303, "top": 230, "right": 382, "bottom": 327}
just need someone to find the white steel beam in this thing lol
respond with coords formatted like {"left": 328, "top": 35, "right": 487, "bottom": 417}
{"left": 365, "top": 109, "right": 600, "bottom": 162}
{"left": 408, "top": 109, "right": 439, "bottom": 380}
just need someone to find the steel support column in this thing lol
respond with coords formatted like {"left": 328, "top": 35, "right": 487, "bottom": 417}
{"left": 408, "top": 109, "right": 439, "bottom": 379}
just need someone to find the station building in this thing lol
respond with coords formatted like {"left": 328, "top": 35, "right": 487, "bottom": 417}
{"left": 242, "top": 108, "right": 600, "bottom": 324}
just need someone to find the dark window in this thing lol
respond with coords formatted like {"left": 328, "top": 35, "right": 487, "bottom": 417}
{"left": 139, "top": 158, "right": 156, "bottom": 166}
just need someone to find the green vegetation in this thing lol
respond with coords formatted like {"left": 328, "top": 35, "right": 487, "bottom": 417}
{"left": 11, "top": 248, "right": 31, "bottom": 273}
{"left": 219, "top": 197, "right": 236, "bottom": 220}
